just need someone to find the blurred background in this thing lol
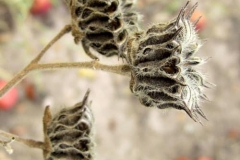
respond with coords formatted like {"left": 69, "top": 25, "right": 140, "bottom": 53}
{"left": 0, "top": 0, "right": 240, "bottom": 160}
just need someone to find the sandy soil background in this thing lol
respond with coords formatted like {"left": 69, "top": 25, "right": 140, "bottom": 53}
{"left": 0, "top": 0, "right": 240, "bottom": 160}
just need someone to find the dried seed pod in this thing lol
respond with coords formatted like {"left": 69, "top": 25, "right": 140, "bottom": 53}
{"left": 43, "top": 89, "right": 94, "bottom": 160}
{"left": 127, "top": 2, "right": 211, "bottom": 122}
{"left": 65, "top": 0, "right": 141, "bottom": 59}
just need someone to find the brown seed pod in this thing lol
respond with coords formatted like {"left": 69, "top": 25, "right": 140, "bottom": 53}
{"left": 65, "top": 0, "right": 140, "bottom": 60}
{"left": 127, "top": 2, "right": 211, "bottom": 122}
{"left": 44, "top": 89, "right": 94, "bottom": 160}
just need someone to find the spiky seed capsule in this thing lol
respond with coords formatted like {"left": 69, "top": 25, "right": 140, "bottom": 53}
{"left": 65, "top": 0, "right": 140, "bottom": 59}
{"left": 127, "top": 2, "right": 211, "bottom": 122}
{"left": 46, "top": 90, "right": 94, "bottom": 160}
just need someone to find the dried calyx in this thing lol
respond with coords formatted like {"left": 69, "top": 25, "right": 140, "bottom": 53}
{"left": 127, "top": 2, "right": 212, "bottom": 123}
{"left": 65, "top": 0, "right": 141, "bottom": 59}
{"left": 44, "top": 89, "right": 94, "bottom": 160}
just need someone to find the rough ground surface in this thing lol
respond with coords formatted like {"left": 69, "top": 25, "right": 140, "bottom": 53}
{"left": 0, "top": 0, "right": 240, "bottom": 160}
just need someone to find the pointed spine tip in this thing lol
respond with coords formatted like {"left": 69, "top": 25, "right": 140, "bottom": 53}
{"left": 82, "top": 89, "right": 91, "bottom": 106}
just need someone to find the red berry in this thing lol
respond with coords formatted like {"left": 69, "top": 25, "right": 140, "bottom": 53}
{"left": 0, "top": 80, "right": 18, "bottom": 110}
{"left": 23, "top": 81, "right": 37, "bottom": 101}
{"left": 30, "top": 0, "right": 52, "bottom": 15}
{"left": 227, "top": 128, "right": 239, "bottom": 139}
{"left": 190, "top": 10, "right": 207, "bottom": 32}
{"left": 196, "top": 157, "right": 213, "bottom": 160}
{"left": 176, "top": 157, "right": 190, "bottom": 160}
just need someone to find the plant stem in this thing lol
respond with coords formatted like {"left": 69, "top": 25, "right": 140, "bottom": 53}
{"left": 33, "top": 61, "right": 132, "bottom": 76}
{"left": 0, "top": 68, "right": 30, "bottom": 97}
{"left": 32, "top": 24, "right": 72, "bottom": 63}
{"left": 0, "top": 24, "right": 132, "bottom": 98}
{"left": 0, "top": 25, "right": 72, "bottom": 97}
{"left": 0, "top": 130, "right": 46, "bottom": 150}
{"left": 0, "top": 61, "right": 131, "bottom": 97}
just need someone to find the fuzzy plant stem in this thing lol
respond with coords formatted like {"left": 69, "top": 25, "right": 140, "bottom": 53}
{"left": 0, "top": 61, "right": 131, "bottom": 97}
{"left": 0, "top": 24, "right": 131, "bottom": 98}
{"left": 33, "top": 62, "right": 131, "bottom": 76}
{"left": 0, "top": 130, "right": 45, "bottom": 151}
{"left": 0, "top": 24, "right": 72, "bottom": 97}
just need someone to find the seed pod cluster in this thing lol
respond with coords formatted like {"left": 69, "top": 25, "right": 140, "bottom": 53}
{"left": 45, "top": 90, "right": 94, "bottom": 160}
{"left": 127, "top": 2, "right": 210, "bottom": 122}
{"left": 65, "top": 0, "right": 140, "bottom": 59}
